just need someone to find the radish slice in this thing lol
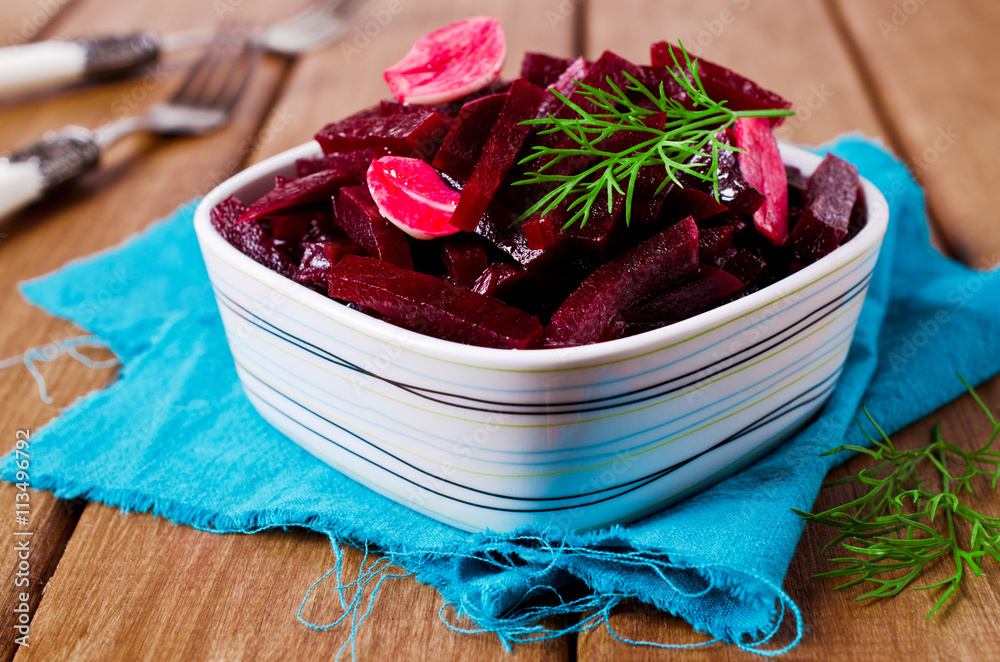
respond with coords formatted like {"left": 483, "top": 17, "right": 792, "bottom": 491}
{"left": 384, "top": 17, "right": 506, "bottom": 105}
{"left": 366, "top": 156, "right": 462, "bottom": 240}
{"left": 733, "top": 117, "right": 788, "bottom": 245}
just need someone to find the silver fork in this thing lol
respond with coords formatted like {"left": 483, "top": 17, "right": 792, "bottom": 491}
{"left": 0, "top": 0, "right": 373, "bottom": 98}
{"left": 0, "top": 28, "right": 259, "bottom": 221}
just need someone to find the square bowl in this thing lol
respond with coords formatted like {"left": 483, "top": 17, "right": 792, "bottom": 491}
{"left": 194, "top": 141, "right": 888, "bottom": 533}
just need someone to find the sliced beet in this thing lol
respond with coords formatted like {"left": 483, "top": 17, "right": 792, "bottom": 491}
{"left": 521, "top": 215, "right": 559, "bottom": 250}
{"left": 734, "top": 117, "right": 788, "bottom": 245}
{"left": 343, "top": 103, "right": 382, "bottom": 121}
{"left": 211, "top": 195, "right": 297, "bottom": 279}
{"left": 431, "top": 93, "right": 507, "bottom": 181}
{"left": 366, "top": 156, "right": 461, "bottom": 240}
{"left": 450, "top": 79, "right": 548, "bottom": 231}
{"left": 540, "top": 217, "right": 699, "bottom": 347}
{"left": 561, "top": 187, "right": 627, "bottom": 262}
{"left": 520, "top": 52, "right": 578, "bottom": 87}
{"left": 472, "top": 263, "right": 577, "bottom": 321}
{"left": 650, "top": 42, "right": 792, "bottom": 125}
{"left": 294, "top": 240, "right": 362, "bottom": 291}
{"left": 787, "top": 154, "right": 859, "bottom": 264}
{"left": 471, "top": 262, "right": 531, "bottom": 297}
{"left": 335, "top": 185, "right": 414, "bottom": 269}
{"left": 786, "top": 165, "right": 808, "bottom": 230}
{"left": 302, "top": 214, "right": 348, "bottom": 243}
{"left": 383, "top": 17, "right": 506, "bottom": 105}
{"left": 676, "top": 131, "right": 764, "bottom": 216}
{"left": 211, "top": 195, "right": 250, "bottom": 245}
{"left": 262, "top": 211, "right": 315, "bottom": 240}
{"left": 719, "top": 248, "right": 766, "bottom": 284}
{"left": 655, "top": 184, "right": 730, "bottom": 225}
{"left": 698, "top": 225, "right": 738, "bottom": 268}
{"left": 429, "top": 79, "right": 513, "bottom": 123}
{"left": 238, "top": 168, "right": 353, "bottom": 224}
{"left": 534, "top": 56, "right": 588, "bottom": 120}
{"left": 787, "top": 199, "right": 847, "bottom": 264}
{"left": 846, "top": 184, "right": 867, "bottom": 241}
{"left": 701, "top": 210, "right": 751, "bottom": 235}
{"left": 296, "top": 149, "right": 384, "bottom": 180}
{"left": 475, "top": 203, "right": 567, "bottom": 272}
{"left": 582, "top": 51, "right": 679, "bottom": 106}
{"left": 621, "top": 266, "right": 745, "bottom": 325}
{"left": 785, "top": 165, "right": 807, "bottom": 207}
{"left": 315, "top": 110, "right": 448, "bottom": 162}
{"left": 328, "top": 255, "right": 543, "bottom": 349}
{"left": 440, "top": 235, "right": 488, "bottom": 287}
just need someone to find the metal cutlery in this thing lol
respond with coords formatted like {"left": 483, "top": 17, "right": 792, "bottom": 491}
{"left": 0, "top": 0, "right": 370, "bottom": 98}
{"left": 0, "top": 28, "right": 259, "bottom": 221}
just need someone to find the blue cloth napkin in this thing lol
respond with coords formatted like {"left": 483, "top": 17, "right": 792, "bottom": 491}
{"left": 5, "top": 136, "right": 1000, "bottom": 655}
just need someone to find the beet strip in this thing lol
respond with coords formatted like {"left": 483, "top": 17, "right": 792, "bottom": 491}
{"left": 540, "top": 217, "right": 700, "bottom": 347}
{"left": 450, "top": 80, "right": 548, "bottom": 231}
{"left": 328, "top": 255, "right": 544, "bottom": 349}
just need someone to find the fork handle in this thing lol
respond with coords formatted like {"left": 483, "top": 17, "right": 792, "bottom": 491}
{"left": 0, "top": 128, "right": 101, "bottom": 221}
{"left": 0, "top": 33, "right": 159, "bottom": 98}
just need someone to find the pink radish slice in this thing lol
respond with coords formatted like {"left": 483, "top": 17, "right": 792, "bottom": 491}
{"left": 366, "top": 156, "right": 462, "bottom": 240}
{"left": 733, "top": 117, "right": 788, "bottom": 245}
{"left": 384, "top": 17, "right": 506, "bottom": 105}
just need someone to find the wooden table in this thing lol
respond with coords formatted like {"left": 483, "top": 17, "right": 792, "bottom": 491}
{"left": 2, "top": 0, "right": 999, "bottom": 659}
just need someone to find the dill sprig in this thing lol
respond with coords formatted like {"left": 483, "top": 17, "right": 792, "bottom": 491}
{"left": 512, "top": 43, "right": 793, "bottom": 229}
{"left": 795, "top": 376, "right": 1000, "bottom": 618}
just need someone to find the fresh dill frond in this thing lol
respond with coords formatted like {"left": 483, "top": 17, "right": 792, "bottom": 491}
{"left": 795, "top": 375, "right": 1000, "bottom": 618}
{"left": 512, "top": 42, "right": 793, "bottom": 229}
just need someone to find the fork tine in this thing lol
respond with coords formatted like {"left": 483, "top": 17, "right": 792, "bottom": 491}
{"left": 172, "top": 26, "right": 257, "bottom": 113}
{"left": 269, "top": 0, "right": 342, "bottom": 34}
{"left": 203, "top": 36, "right": 260, "bottom": 114}
{"left": 264, "top": 0, "right": 372, "bottom": 54}
{"left": 168, "top": 27, "right": 234, "bottom": 107}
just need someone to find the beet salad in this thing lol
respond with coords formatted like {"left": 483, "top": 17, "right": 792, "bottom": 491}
{"left": 211, "top": 16, "right": 866, "bottom": 350}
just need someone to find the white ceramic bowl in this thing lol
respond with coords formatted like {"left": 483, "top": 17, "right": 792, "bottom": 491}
{"left": 194, "top": 141, "right": 888, "bottom": 533}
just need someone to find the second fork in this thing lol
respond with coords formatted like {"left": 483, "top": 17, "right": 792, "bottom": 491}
{"left": 0, "top": 28, "right": 259, "bottom": 222}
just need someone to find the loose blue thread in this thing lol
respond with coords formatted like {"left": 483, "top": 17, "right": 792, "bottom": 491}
{"left": 297, "top": 541, "right": 413, "bottom": 662}
{"left": 0, "top": 335, "right": 120, "bottom": 403}
{"left": 294, "top": 535, "right": 803, "bottom": 659}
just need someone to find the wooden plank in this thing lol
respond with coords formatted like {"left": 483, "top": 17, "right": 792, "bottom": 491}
{"left": 12, "top": 1, "right": 575, "bottom": 660}
{"left": 578, "top": 378, "right": 1000, "bottom": 660}
{"left": 829, "top": 0, "right": 1000, "bottom": 268}
{"left": 0, "top": 0, "right": 307, "bottom": 656}
{"left": 585, "top": 0, "right": 884, "bottom": 146}
{"left": 13, "top": 505, "right": 566, "bottom": 661}
{"left": 577, "top": 0, "right": 1000, "bottom": 658}
{"left": 0, "top": 0, "right": 90, "bottom": 657}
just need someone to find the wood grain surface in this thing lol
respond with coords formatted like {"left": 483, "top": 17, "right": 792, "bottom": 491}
{"left": 2, "top": 0, "right": 999, "bottom": 659}
{"left": 830, "top": 0, "right": 1000, "bottom": 269}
